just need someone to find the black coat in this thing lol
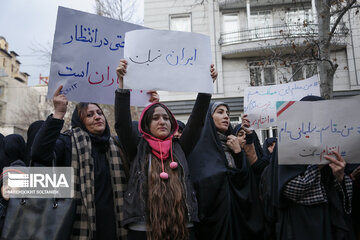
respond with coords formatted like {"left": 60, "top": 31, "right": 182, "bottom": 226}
{"left": 115, "top": 89, "right": 211, "bottom": 227}
{"left": 25, "top": 120, "right": 44, "bottom": 166}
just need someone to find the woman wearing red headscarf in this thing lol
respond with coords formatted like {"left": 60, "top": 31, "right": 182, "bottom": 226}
{"left": 115, "top": 59, "right": 217, "bottom": 240}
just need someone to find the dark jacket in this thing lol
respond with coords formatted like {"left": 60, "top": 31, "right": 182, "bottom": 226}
{"left": 25, "top": 120, "right": 45, "bottom": 166}
{"left": 115, "top": 89, "right": 211, "bottom": 227}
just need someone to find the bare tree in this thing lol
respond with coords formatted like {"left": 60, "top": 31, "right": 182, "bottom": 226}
{"left": 315, "top": 0, "right": 359, "bottom": 99}
{"left": 29, "top": 40, "right": 52, "bottom": 68}
{"left": 95, "top": 0, "right": 123, "bottom": 20}
{"left": 95, "top": 0, "right": 143, "bottom": 24}
{"left": 246, "top": 0, "right": 359, "bottom": 99}
{"left": 10, "top": 87, "right": 53, "bottom": 134}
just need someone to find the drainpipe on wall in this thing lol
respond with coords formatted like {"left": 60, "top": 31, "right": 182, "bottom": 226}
{"left": 348, "top": 10, "right": 359, "bottom": 86}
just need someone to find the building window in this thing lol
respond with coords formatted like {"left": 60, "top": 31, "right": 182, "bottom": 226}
{"left": 169, "top": 14, "right": 191, "bottom": 32}
{"left": 249, "top": 10, "right": 272, "bottom": 29}
{"left": 258, "top": 127, "right": 278, "bottom": 145}
{"left": 285, "top": 8, "right": 313, "bottom": 25}
{"left": 291, "top": 63, "right": 317, "bottom": 81}
{"left": 222, "top": 13, "right": 240, "bottom": 43}
{"left": 249, "top": 10, "right": 273, "bottom": 39}
{"left": 249, "top": 62, "right": 276, "bottom": 86}
{"left": 0, "top": 86, "right": 4, "bottom": 97}
{"left": 2, "top": 58, "right": 5, "bottom": 67}
{"left": 285, "top": 7, "right": 313, "bottom": 35}
{"left": 223, "top": 13, "right": 239, "bottom": 33}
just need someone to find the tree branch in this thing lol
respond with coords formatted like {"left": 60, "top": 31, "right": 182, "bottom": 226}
{"left": 328, "top": 0, "right": 357, "bottom": 44}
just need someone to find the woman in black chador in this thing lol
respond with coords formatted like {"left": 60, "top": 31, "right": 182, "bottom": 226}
{"left": 187, "top": 102, "right": 264, "bottom": 240}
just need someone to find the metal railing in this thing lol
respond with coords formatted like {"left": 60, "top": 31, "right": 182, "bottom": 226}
{"left": 219, "top": 23, "right": 349, "bottom": 45}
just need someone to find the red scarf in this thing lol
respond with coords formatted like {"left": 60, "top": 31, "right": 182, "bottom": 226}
{"left": 142, "top": 133, "right": 172, "bottom": 160}
{"left": 139, "top": 102, "right": 179, "bottom": 179}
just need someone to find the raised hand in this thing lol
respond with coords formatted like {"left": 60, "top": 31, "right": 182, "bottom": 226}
{"left": 241, "top": 114, "right": 253, "bottom": 134}
{"left": 116, "top": 59, "right": 127, "bottom": 88}
{"left": 324, "top": 151, "right": 346, "bottom": 182}
{"left": 147, "top": 90, "right": 160, "bottom": 103}
{"left": 53, "top": 85, "right": 68, "bottom": 120}
{"left": 210, "top": 64, "right": 218, "bottom": 83}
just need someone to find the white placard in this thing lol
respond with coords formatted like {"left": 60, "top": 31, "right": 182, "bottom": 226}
{"left": 48, "top": 7, "right": 148, "bottom": 106}
{"left": 123, "top": 29, "right": 213, "bottom": 93}
{"left": 244, "top": 76, "right": 320, "bottom": 129}
{"left": 277, "top": 98, "right": 360, "bottom": 164}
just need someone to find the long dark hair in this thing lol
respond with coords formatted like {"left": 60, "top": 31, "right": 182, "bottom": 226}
{"left": 147, "top": 155, "right": 188, "bottom": 240}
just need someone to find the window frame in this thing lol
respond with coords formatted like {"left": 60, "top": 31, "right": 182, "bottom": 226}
{"left": 169, "top": 13, "right": 192, "bottom": 32}
{"left": 248, "top": 62, "right": 277, "bottom": 86}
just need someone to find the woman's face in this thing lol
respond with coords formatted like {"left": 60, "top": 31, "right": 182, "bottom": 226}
{"left": 212, "top": 105, "right": 230, "bottom": 133}
{"left": 236, "top": 129, "right": 246, "bottom": 148}
{"left": 83, "top": 104, "right": 106, "bottom": 135}
{"left": 174, "top": 129, "right": 183, "bottom": 138}
{"left": 150, "top": 106, "right": 171, "bottom": 139}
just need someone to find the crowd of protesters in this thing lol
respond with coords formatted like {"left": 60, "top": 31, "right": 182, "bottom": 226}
{"left": 0, "top": 59, "right": 358, "bottom": 240}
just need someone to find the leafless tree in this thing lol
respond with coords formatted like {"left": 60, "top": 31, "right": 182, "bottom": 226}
{"left": 95, "top": 0, "right": 143, "bottom": 24}
{"left": 10, "top": 88, "right": 53, "bottom": 134}
{"left": 95, "top": 0, "right": 123, "bottom": 20}
{"left": 315, "top": 0, "right": 359, "bottom": 99}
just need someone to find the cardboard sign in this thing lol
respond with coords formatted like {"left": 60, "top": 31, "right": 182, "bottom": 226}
{"left": 49, "top": 7, "right": 149, "bottom": 106}
{"left": 124, "top": 29, "right": 213, "bottom": 93}
{"left": 244, "top": 76, "right": 320, "bottom": 129}
{"left": 277, "top": 97, "right": 360, "bottom": 164}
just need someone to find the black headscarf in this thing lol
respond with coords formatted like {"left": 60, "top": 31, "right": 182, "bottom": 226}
{"left": 25, "top": 120, "right": 44, "bottom": 166}
{"left": 0, "top": 134, "right": 26, "bottom": 171}
{"left": 71, "top": 103, "right": 111, "bottom": 153}
{"left": 262, "top": 137, "right": 276, "bottom": 160}
{"left": 233, "top": 124, "right": 264, "bottom": 160}
{"left": 233, "top": 123, "right": 242, "bottom": 136}
{"left": 187, "top": 102, "right": 263, "bottom": 240}
{"left": 176, "top": 120, "right": 185, "bottom": 132}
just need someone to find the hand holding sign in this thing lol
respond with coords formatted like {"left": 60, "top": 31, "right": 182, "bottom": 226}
{"left": 116, "top": 59, "right": 128, "bottom": 88}
{"left": 53, "top": 85, "right": 69, "bottom": 120}
{"left": 148, "top": 91, "right": 160, "bottom": 103}
{"left": 324, "top": 151, "right": 346, "bottom": 182}
{"left": 210, "top": 64, "right": 218, "bottom": 83}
